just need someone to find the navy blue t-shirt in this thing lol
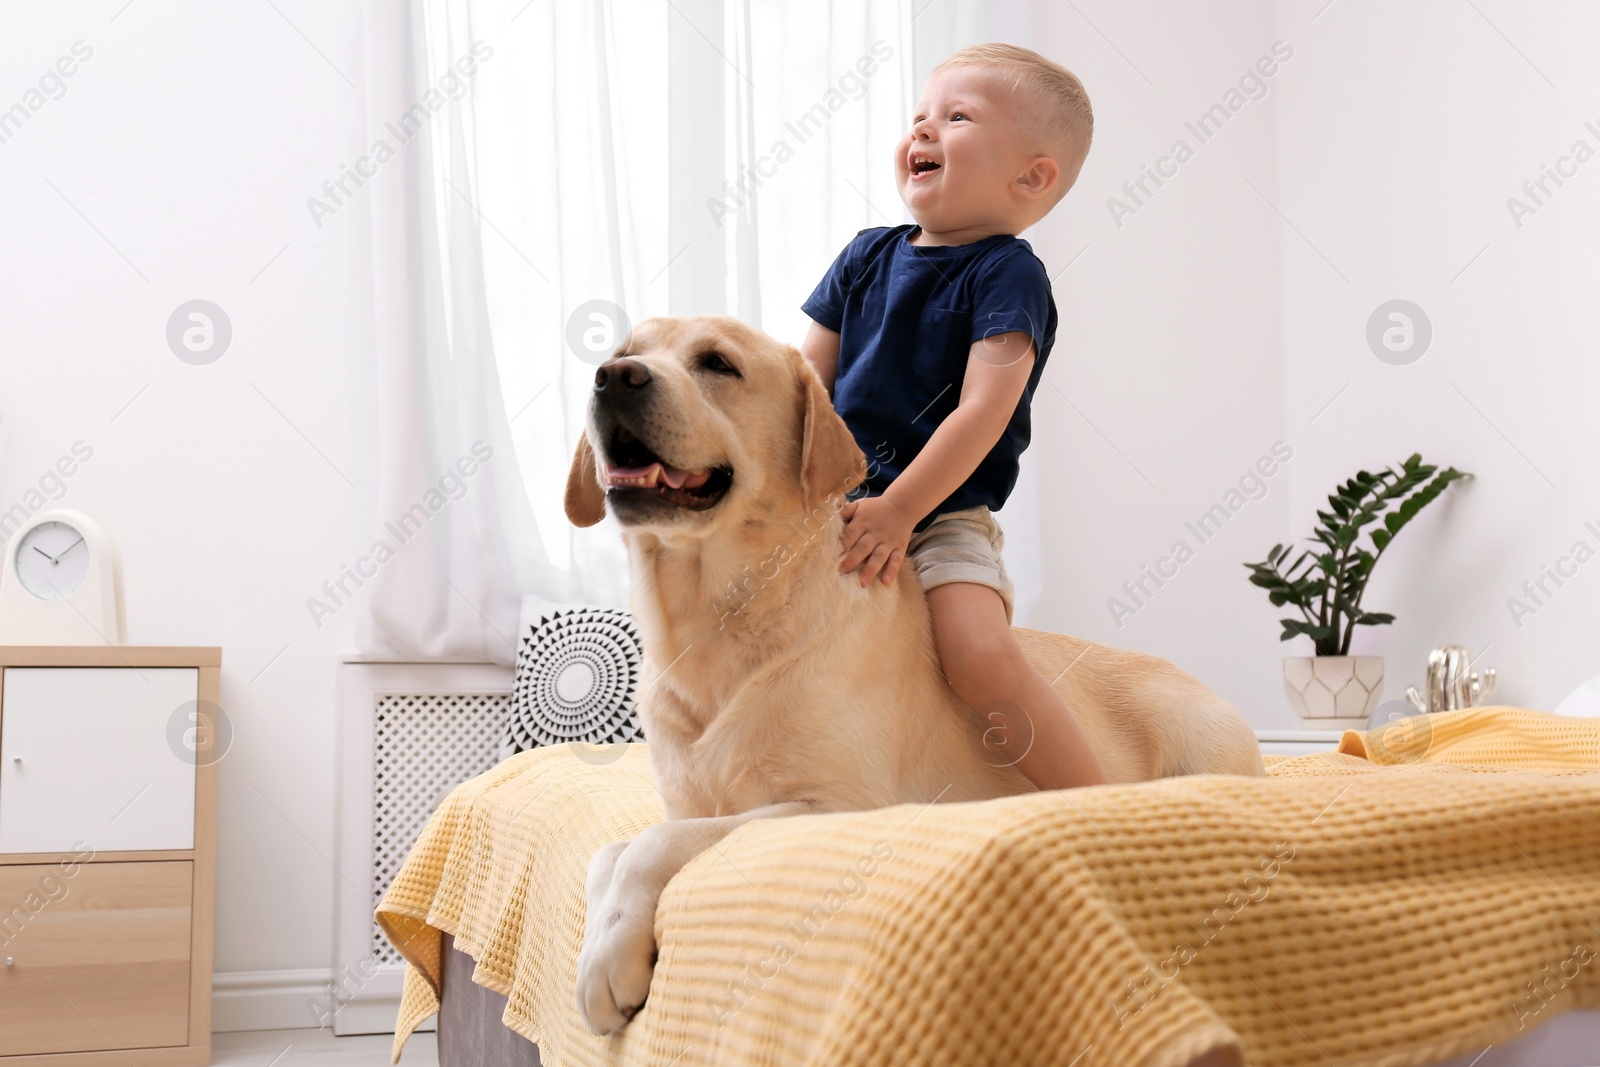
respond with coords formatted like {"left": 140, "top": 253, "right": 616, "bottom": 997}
{"left": 802, "top": 224, "right": 1057, "bottom": 530}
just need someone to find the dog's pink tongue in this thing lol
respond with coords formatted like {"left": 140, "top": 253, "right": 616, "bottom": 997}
{"left": 607, "top": 462, "right": 712, "bottom": 490}
{"left": 608, "top": 462, "right": 661, "bottom": 487}
{"left": 660, "top": 465, "right": 711, "bottom": 489}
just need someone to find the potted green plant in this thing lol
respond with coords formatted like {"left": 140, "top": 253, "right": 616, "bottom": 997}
{"left": 1245, "top": 454, "right": 1471, "bottom": 726}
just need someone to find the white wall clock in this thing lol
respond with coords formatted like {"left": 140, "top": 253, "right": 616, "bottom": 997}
{"left": 0, "top": 508, "right": 125, "bottom": 645}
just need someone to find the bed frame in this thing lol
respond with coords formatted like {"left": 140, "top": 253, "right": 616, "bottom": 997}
{"left": 437, "top": 934, "right": 539, "bottom": 1066}
{"left": 434, "top": 932, "right": 1600, "bottom": 1067}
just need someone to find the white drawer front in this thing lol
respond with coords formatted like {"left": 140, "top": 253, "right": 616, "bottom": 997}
{"left": 0, "top": 667, "right": 198, "bottom": 853}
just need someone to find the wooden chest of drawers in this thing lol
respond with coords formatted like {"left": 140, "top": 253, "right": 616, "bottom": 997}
{"left": 0, "top": 647, "right": 219, "bottom": 1066}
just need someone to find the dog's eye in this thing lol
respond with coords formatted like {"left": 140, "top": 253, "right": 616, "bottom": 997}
{"left": 698, "top": 351, "right": 740, "bottom": 377}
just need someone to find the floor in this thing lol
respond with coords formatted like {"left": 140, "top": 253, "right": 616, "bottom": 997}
{"left": 213, "top": 1028, "right": 439, "bottom": 1066}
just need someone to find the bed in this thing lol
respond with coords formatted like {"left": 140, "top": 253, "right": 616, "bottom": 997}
{"left": 426, "top": 936, "right": 1600, "bottom": 1067}
{"left": 377, "top": 707, "right": 1600, "bottom": 1066}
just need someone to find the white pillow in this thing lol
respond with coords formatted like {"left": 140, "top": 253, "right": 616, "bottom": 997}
{"left": 499, "top": 597, "right": 646, "bottom": 760}
{"left": 1554, "top": 674, "right": 1600, "bottom": 717}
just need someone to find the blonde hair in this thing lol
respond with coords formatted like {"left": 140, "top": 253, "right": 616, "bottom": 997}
{"left": 933, "top": 43, "right": 1093, "bottom": 201}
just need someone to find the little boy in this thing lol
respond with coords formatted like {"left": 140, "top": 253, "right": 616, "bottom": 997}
{"left": 799, "top": 43, "right": 1105, "bottom": 790}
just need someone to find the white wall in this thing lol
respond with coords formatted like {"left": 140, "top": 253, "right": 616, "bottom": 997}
{"left": 1023, "top": 0, "right": 1599, "bottom": 724}
{"left": 0, "top": 0, "right": 371, "bottom": 1020}
{"left": 1270, "top": 0, "right": 1600, "bottom": 714}
{"left": 1022, "top": 2, "right": 1293, "bottom": 723}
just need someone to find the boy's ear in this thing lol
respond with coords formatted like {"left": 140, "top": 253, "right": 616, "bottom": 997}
{"left": 565, "top": 431, "right": 607, "bottom": 527}
{"left": 1016, "top": 156, "right": 1060, "bottom": 200}
{"left": 796, "top": 350, "right": 867, "bottom": 511}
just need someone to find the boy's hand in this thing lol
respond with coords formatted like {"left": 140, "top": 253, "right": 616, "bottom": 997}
{"left": 838, "top": 494, "right": 917, "bottom": 587}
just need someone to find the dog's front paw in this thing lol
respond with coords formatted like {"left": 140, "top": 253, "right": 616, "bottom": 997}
{"left": 575, "top": 903, "right": 658, "bottom": 1034}
{"left": 575, "top": 840, "right": 659, "bottom": 1034}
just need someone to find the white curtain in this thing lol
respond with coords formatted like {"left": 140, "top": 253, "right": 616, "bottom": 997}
{"left": 354, "top": 0, "right": 567, "bottom": 665}
{"left": 358, "top": 0, "right": 1020, "bottom": 663}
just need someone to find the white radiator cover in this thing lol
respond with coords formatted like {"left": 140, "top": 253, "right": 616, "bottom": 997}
{"left": 334, "top": 661, "right": 513, "bottom": 1035}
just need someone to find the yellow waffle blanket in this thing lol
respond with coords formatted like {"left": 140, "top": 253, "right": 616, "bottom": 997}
{"left": 377, "top": 708, "right": 1600, "bottom": 1067}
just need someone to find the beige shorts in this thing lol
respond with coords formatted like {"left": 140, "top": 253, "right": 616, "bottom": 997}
{"left": 906, "top": 505, "right": 1015, "bottom": 623}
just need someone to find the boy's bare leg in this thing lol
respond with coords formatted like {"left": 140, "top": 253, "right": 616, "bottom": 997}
{"left": 926, "top": 582, "right": 1107, "bottom": 790}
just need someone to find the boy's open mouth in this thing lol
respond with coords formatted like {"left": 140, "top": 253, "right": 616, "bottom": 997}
{"left": 909, "top": 151, "right": 942, "bottom": 179}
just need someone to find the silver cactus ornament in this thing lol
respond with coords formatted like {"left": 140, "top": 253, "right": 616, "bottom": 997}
{"left": 1405, "top": 645, "right": 1496, "bottom": 715}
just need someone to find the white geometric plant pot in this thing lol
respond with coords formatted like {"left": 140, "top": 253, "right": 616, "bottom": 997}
{"left": 1283, "top": 655, "right": 1385, "bottom": 729}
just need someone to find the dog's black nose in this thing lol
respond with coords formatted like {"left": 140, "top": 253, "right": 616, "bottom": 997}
{"left": 595, "top": 357, "right": 652, "bottom": 394}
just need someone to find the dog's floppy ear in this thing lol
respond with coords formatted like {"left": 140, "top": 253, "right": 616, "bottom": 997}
{"left": 564, "top": 432, "right": 607, "bottom": 527}
{"left": 798, "top": 355, "right": 867, "bottom": 510}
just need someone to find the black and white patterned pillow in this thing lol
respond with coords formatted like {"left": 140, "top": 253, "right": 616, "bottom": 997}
{"left": 500, "top": 602, "right": 646, "bottom": 759}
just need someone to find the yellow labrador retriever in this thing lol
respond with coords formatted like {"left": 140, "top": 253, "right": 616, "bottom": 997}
{"left": 565, "top": 315, "right": 1264, "bottom": 1034}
